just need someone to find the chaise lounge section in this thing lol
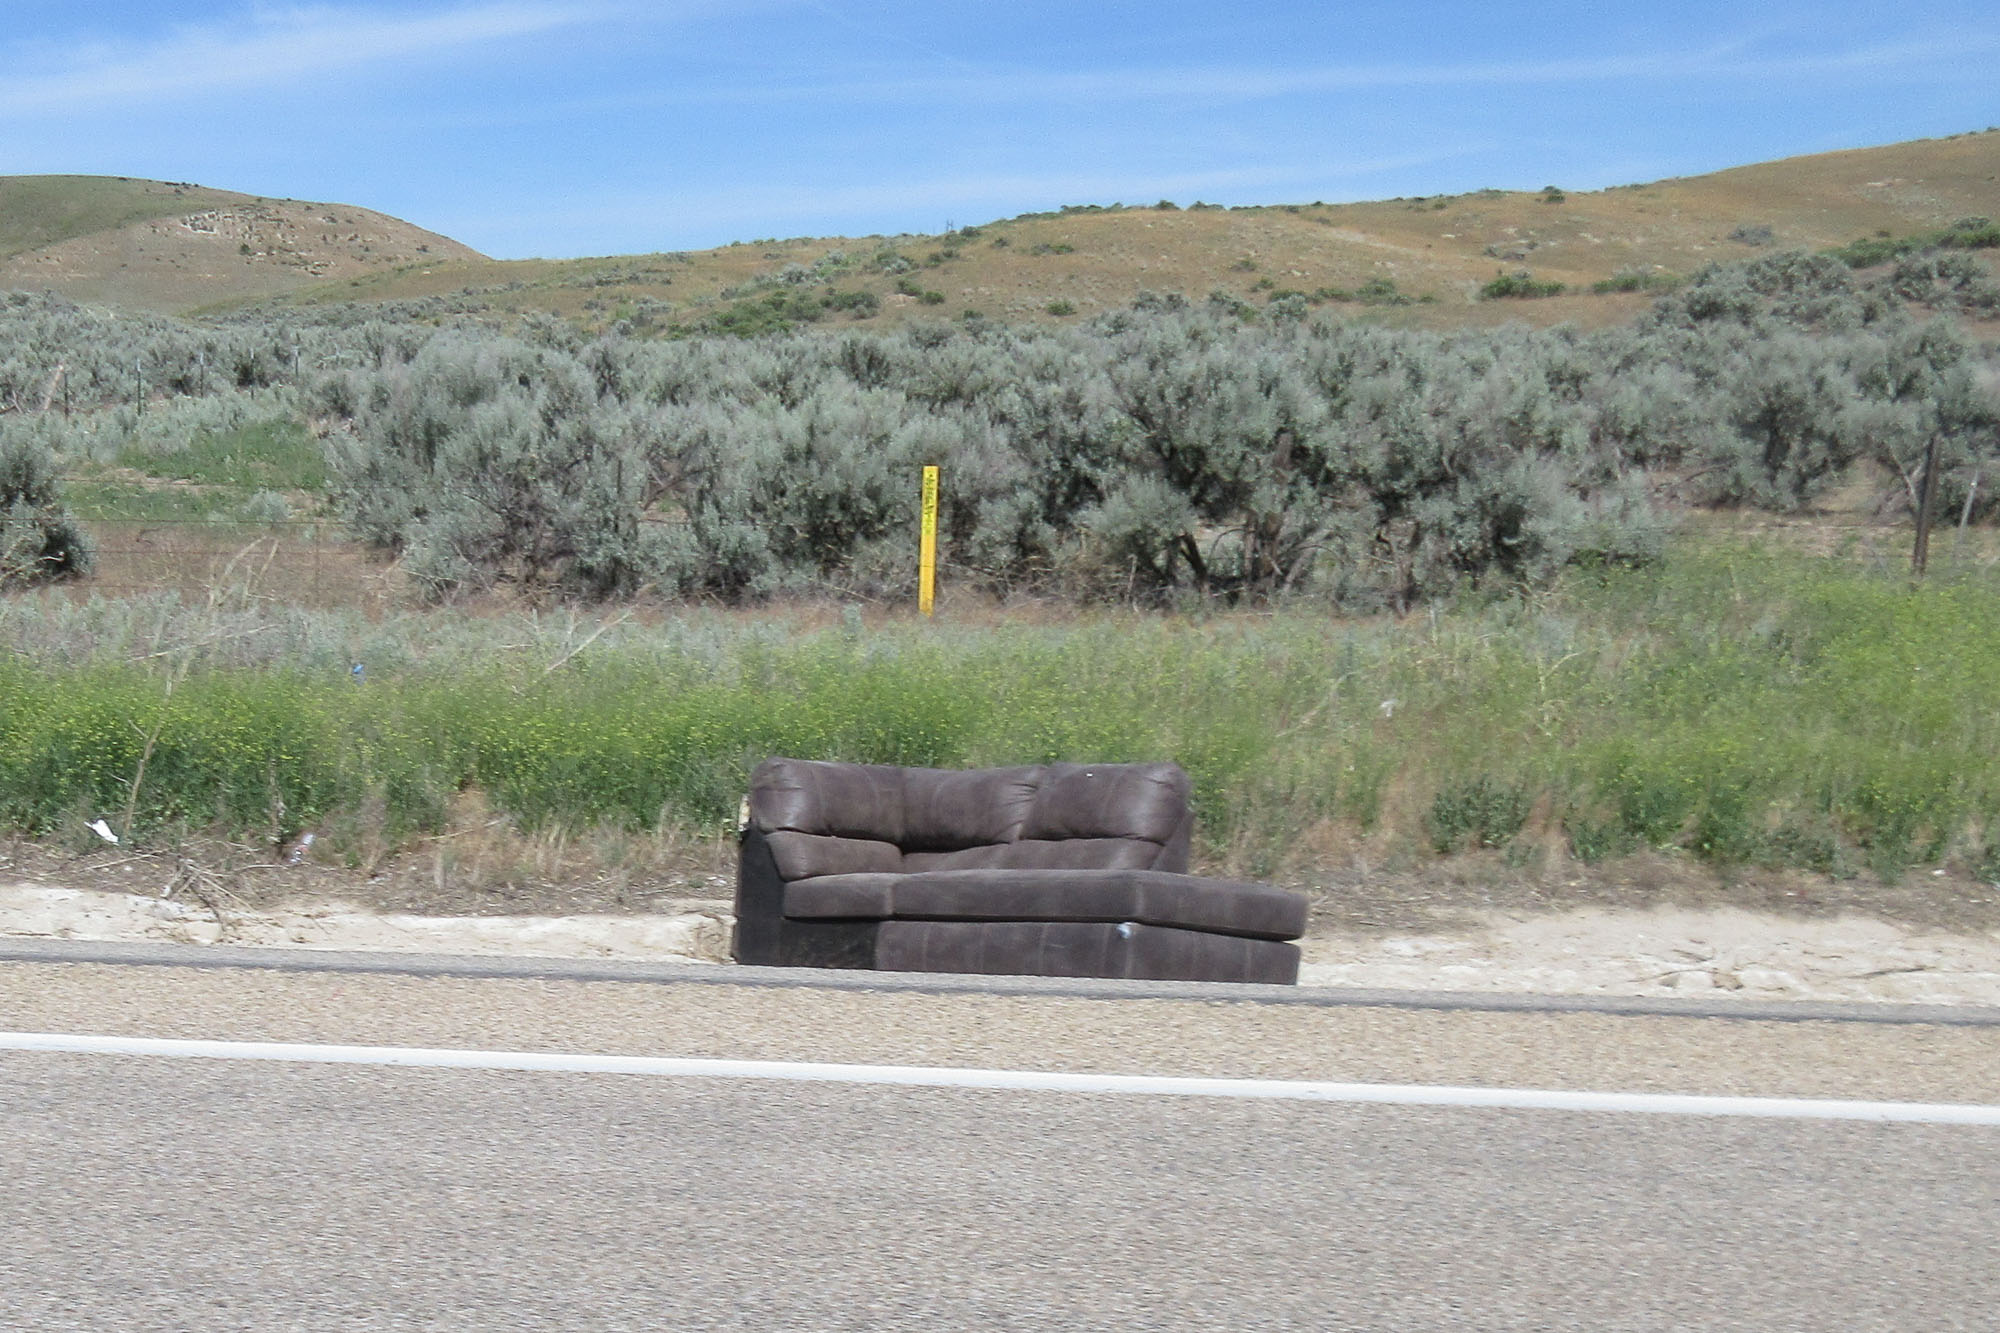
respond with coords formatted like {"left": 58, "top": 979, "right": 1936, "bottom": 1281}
{"left": 734, "top": 758, "right": 1307, "bottom": 984}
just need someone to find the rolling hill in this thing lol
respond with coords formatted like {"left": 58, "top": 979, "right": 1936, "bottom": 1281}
{"left": 0, "top": 175, "right": 483, "bottom": 313}
{"left": 256, "top": 127, "right": 2000, "bottom": 335}
{"left": 3, "top": 129, "right": 1996, "bottom": 329}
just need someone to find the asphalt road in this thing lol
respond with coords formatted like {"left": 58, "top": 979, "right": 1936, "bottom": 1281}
{"left": 2, "top": 944, "right": 1997, "bottom": 1330}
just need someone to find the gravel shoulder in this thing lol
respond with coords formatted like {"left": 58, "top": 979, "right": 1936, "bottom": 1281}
{"left": 6, "top": 873, "right": 2000, "bottom": 1007}
{"left": 8, "top": 951, "right": 2000, "bottom": 1102}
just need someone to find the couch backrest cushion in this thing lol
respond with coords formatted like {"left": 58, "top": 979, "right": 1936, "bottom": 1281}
{"left": 1019, "top": 763, "right": 1189, "bottom": 845}
{"left": 749, "top": 759, "right": 907, "bottom": 844}
{"left": 899, "top": 765, "right": 1041, "bottom": 851}
{"left": 748, "top": 758, "right": 1192, "bottom": 875}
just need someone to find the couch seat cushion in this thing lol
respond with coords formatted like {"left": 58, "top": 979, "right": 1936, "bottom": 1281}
{"left": 783, "top": 868, "right": 1306, "bottom": 942}
{"left": 763, "top": 830, "right": 902, "bottom": 880}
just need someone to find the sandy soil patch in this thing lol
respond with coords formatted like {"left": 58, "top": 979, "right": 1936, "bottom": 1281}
{"left": 0, "top": 883, "right": 732, "bottom": 964}
{"left": 7, "top": 880, "right": 2000, "bottom": 1006}
{"left": 1299, "top": 906, "right": 2000, "bottom": 1005}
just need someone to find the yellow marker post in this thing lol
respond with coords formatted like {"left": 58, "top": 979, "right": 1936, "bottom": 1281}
{"left": 919, "top": 465, "right": 939, "bottom": 616}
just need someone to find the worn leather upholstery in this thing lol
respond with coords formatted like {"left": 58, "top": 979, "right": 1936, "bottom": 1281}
{"left": 784, "top": 868, "right": 1307, "bottom": 940}
{"left": 746, "top": 759, "right": 1191, "bottom": 874}
{"left": 876, "top": 920, "right": 1301, "bottom": 985}
{"left": 734, "top": 758, "right": 1303, "bottom": 983}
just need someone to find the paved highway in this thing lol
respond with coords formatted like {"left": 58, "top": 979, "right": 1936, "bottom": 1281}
{"left": 2, "top": 943, "right": 1997, "bottom": 1330}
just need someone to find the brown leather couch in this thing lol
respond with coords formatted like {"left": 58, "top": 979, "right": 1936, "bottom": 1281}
{"left": 734, "top": 758, "right": 1307, "bottom": 983}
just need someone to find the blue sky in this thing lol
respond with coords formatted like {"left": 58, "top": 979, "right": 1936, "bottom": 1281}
{"left": 4, "top": 2, "right": 1996, "bottom": 259}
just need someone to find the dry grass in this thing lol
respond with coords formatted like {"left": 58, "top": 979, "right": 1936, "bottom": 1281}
{"left": 0, "top": 176, "right": 243, "bottom": 261}
{"left": 10, "top": 130, "right": 1995, "bottom": 324}
{"left": 394, "top": 788, "right": 736, "bottom": 915}
{"left": 68, "top": 522, "right": 406, "bottom": 613}
{"left": 0, "top": 177, "right": 481, "bottom": 314}
{"left": 270, "top": 128, "right": 2000, "bottom": 332}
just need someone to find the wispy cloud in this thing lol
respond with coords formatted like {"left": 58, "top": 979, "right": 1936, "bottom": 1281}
{"left": 582, "top": 29, "right": 2000, "bottom": 109}
{"left": 0, "top": 2, "right": 608, "bottom": 115}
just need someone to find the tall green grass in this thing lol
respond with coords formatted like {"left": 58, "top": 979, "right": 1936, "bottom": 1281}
{"left": 114, "top": 418, "right": 328, "bottom": 493}
{"left": 3, "top": 544, "right": 1998, "bottom": 880}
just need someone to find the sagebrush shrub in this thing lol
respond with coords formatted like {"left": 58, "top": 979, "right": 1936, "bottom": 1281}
{"left": 7, "top": 241, "right": 1995, "bottom": 608}
{"left": 1888, "top": 250, "right": 2000, "bottom": 312}
{"left": 0, "top": 421, "right": 93, "bottom": 587}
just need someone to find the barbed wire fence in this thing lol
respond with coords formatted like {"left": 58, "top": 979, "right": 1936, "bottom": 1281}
{"left": 73, "top": 518, "right": 394, "bottom": 608}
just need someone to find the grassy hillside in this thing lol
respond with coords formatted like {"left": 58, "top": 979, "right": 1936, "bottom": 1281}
{"left": 268, "top": 128, "right": 2000, "bottom": 335}
{"left": 0, "top": 176, "right": 253, "bottom": 260}
{"left": 5, "top": 131, "right": 1996, "bottom": 328}
{"left": 0, "top": 175, "right": 483, "bottom": 313}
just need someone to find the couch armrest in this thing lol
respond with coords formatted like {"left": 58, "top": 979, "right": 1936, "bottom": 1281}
{"left": 733, "top": 829, "right": 879, "bottom": 968}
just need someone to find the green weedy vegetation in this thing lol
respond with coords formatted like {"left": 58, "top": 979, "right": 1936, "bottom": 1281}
{"left": 1311, "top": 276, "right": 1421, "bottom": 306}
{"left": 2, "top": 546, "right": 1997, "bottom": 881}
{"left": 1479, "top": 269, "right": 1567, "bottom": 299}
{"left": 115, "top": 418, "right": 327, "bottom": 493}
{"left": 1824, "top": 217, "right": 2000, "bottom": 269}
{"left": 685, "top": 286, "right": 880, "bottom": 337}
{"left": 1591, "top": 269, "right": 1682, "bottom": 295}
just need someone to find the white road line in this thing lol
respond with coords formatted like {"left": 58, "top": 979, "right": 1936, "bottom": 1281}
{"left": 4, "top": 1030, "right": 1998, "bottom": 1124}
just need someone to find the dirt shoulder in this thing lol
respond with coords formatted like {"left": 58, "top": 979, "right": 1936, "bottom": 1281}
{"left": 1294, "top": 851, "right": 2000, "bottom": 939}
{"left": 12, "top": 840, "right": 1999, "bottom": 936}
{"left": 5, "top": 842, "right": 1998, "bottom": 1007}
